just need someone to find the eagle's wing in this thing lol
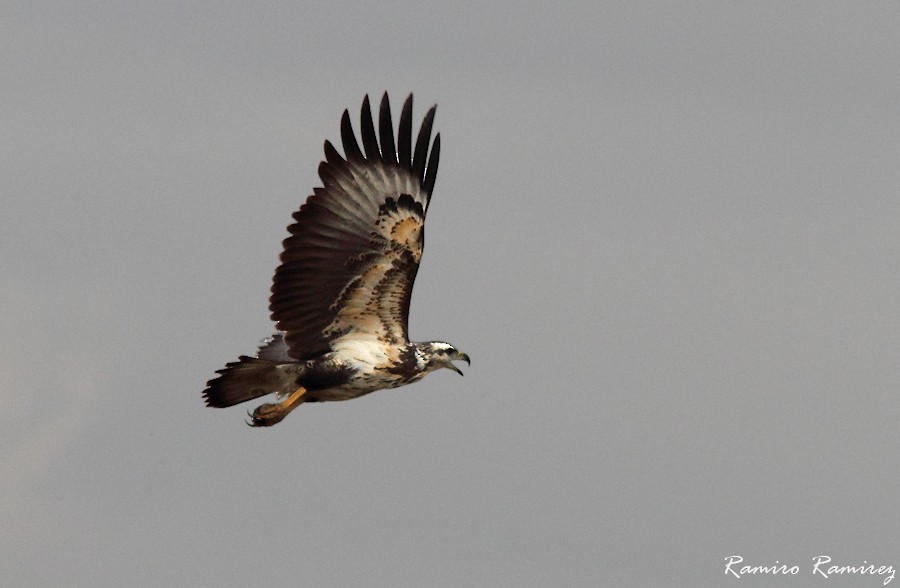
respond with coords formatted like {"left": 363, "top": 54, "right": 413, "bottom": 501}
{"left": 269, "top": 93, "right": 440, "bottom": 361}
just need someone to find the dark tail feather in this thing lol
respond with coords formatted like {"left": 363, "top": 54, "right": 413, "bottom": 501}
{"left": 203, "top": 356, "right": 282, "bottom": 408}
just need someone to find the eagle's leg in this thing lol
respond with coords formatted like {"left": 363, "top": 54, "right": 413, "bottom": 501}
{"left": 248, "top": 386, "right": 307, "bottom": 427}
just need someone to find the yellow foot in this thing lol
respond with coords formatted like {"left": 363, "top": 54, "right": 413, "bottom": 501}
{"left": 247, "top": 386, "right": 307, "bottom": 427}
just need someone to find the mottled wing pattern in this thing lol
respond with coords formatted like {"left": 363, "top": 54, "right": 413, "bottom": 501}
{"left": 269, "top": 93, "right": 440, "bottom": 361}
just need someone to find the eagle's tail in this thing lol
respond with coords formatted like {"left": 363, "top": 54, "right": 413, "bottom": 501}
{"left": 203, "top": 356, "right": 283, "bottom": 408}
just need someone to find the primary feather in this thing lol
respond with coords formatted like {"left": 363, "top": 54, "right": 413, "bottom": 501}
{"left": 203, "top": 93, "right": 467, "bottom": 427}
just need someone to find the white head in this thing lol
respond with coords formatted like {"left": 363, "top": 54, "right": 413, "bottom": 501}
{"left": 416, "top": 341, "right": 471, "bottom": 376}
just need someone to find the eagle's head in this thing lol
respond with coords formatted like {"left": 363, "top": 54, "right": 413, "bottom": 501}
{"left": 417, "top": 341, "right": 470, "bottom": 376}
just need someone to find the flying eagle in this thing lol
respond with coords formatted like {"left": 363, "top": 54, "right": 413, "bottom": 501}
{"left": 203, "top": 93, "right": 469, "bottom": 426}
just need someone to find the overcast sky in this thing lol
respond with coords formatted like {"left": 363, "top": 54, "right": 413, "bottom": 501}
{"left": 3, "top": 2, "right": 900, "bottom": 586}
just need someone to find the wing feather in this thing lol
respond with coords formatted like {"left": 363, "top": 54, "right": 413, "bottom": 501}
{"left": 412, "top": 106, "right": 436, "bottom": 180}
{"left": 340, "top": 110, "right": 364, "bottom": 162}
{"left": 397, "top": 96, "right": 413, "bottom": 168}
{"left": 269, "top": 93, "right": 440, "bottom": 360}
{"left": 378, "top": 93, "right": 397, "bottom": 166}
{"left": 359, "top": 95, "right": 380, "bottom": 161}
{"left": 423, "top": 134, "right": 441, "bottom": 206}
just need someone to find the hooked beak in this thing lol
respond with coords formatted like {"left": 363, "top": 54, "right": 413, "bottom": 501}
{"left": 447, "top": 351, "right": 470, "bottom": 376}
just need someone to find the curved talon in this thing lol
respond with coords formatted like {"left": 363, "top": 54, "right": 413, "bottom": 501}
{"left": 245, "top": 387, "right": 308, "bottom": 428}
{"left": 248, "top": 403, "right": 282, "bottom": 427}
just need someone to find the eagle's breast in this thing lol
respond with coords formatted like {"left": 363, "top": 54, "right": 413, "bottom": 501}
{"left": 306, "top": 335, "right": 420, "bottom": 402}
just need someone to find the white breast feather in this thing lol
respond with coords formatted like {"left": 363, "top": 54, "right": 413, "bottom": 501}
{"left": 331, "top": 333, "right": 394, "bottom": 368}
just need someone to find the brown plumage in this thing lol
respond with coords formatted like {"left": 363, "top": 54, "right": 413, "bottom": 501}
{"left": 203, "top": 93, "right": 468, "bottom": 426}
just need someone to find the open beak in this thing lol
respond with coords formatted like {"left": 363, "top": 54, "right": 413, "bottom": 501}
{"left": 448, "top": 351, "right": 470, "bottom": 376}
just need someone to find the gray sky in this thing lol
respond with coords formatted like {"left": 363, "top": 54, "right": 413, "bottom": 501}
{"left": 3, "top": 2, "right": 900, "bottom": 586}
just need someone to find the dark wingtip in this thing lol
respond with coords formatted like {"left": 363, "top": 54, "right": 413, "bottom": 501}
{"left": 359, "top": 94, "right": 380, "bottom": 160}
{"left": 378, "top": 92, "right": 397, "bottom": 165}
{"left": 397, "top": 94, "right": 414, "bottom": 168}
{"left": 422, "top": 132, "right": 440, "bottom": 197}
{"left": 323, "top": 139, "right": 342, "bottom": 164}
{"left": 340, "top": 109, "right": 363, "bottom": 161}
{"left": 412, "top": 105, "right": 436, "bottom": 181}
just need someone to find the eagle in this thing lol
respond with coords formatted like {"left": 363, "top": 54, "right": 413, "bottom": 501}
{"left": 203, "top": 93, "right": 469, "bottom": 426}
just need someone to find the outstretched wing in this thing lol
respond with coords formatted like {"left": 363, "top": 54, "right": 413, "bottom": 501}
{"left": 269, "top": 93, "right": 441, "bottom": 361}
